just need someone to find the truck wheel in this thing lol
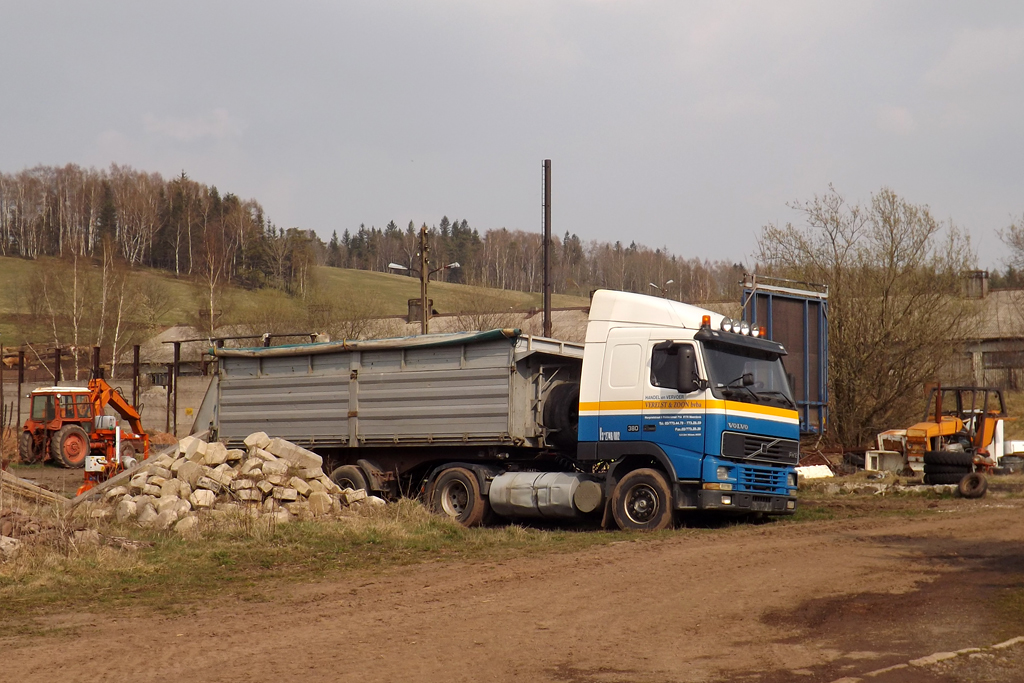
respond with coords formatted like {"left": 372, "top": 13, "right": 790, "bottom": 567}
{"left": 51, "top": 425, "right": 90, "bottom": 468}
{"left": 19, "top": 432, "right": 39, "bottom": 464}
{"left": 330, "top": 465, "right": 368, "bottom": 492}
{"left": 923, "top": 451, "right": 973, "bottom": 467}
{"left": 611, "top": 468, "right": 673, "bottom": 532}
{"left": 958, "top": 472, "right": 987, "bottom": 499}
{"left": 923, "top": 472, "right": 966, "bottom": 485}
{"left": 430, "top": 467, "right": 490, "bottom": 527}
{"left": 923, "top": 464, "right": 972, "bottom": 475}
{"left": 544, "top": 383, "right": 580, "bottom": 449}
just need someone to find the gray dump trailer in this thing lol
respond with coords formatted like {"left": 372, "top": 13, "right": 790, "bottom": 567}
{"left": 194, "top": 329, "right": 594, "bottom": 526}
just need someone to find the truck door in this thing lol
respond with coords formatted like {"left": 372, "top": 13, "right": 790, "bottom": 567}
{"left": 596, "top": 328, "right": 647, "bottom": 444}
{"left": 643, "top": 340, "right": 706, "bottom": 479}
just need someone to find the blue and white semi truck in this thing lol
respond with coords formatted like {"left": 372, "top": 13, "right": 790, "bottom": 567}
{"left": 199, "top": 289, "right": 799, "bottom": 530}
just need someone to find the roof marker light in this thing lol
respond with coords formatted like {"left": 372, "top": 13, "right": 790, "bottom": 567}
{"left": 750, "top": 326, "right": 761, "bottom": 338}
{"left": 701, "top": 315, "right": 711, "bottom": 328}
{"left": 721, "top": 318, "right": 734, "bottom": 333}
{"left": 739, "top": 321, "right": 751, "bottom": 335}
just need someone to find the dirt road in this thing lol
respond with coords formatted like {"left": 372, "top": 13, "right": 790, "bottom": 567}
{"left": 5, "top": 499, "right": 1024, "bottom": 683}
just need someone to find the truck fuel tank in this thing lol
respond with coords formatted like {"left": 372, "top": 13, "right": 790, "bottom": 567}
{"left": 488, "top": 472, "right": 603, "bottom": 519}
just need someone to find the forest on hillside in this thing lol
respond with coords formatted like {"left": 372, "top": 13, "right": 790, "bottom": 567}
{"left": 0, "top": 163, "right": 746, "bottom": 303}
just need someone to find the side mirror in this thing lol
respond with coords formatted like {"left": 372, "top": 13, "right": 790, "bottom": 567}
{"left": 742, "top": 372, "right": 754, "bottom": 387}
{"left": 677, "top": 347, "right": 705, "bottom": 393}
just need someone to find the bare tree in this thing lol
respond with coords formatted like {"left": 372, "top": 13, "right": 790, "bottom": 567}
{"left": 757, "top": 186, "right": 978, "bottom": 447}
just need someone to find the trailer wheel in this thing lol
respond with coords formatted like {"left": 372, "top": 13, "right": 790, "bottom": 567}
{"left": 923, "top": 451, "right": 973, "bottom": 467}
{"left": 51, "top": 424, "right": 90, "bottom": 468}
{"left": 610, "top": 468, "right": 673, "bottom": 532}
{"left": 19, "top": 432, "right": 39, "bottom": 464}
{"left": 958, "top": 472, "right": 987, "bottom": 499}
{"left": 330, "top": 465, "right": 368, "bottom": 492}
{"left": 430, "top": 467, "right": 490, "bottom": 528}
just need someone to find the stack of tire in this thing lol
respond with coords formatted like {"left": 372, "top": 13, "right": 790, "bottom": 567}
{"left": 923, "top": 450, "right": 986, "bottom": 498}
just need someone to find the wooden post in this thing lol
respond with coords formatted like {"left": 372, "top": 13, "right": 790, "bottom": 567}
{"left": 165, "top": 363, "right": 174, "bottom": 434}
{"left": 172, "top": 342, "right": 180, "bottom": 437}
{"left": 132, "top": 345, "right": 140, "bottom": 409}
{"left": 17, "top": 350, "right": 24, "bottom": 429}
{"left": 419, "top": 226, "right": 429, "bottom": 335}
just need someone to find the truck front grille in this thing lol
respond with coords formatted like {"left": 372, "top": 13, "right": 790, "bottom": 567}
{"left": 721, "top": 432, "right": 799, "bottom": 466}
{"left": 737, "top": 465, "right": 788, "bottom": 493}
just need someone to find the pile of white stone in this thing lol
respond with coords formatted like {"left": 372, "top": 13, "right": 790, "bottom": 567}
{"left": 94, "top": 432, "right": 383, "bottom": 534}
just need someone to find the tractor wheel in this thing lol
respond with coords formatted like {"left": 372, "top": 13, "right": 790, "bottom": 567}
{"left": 923, "top": 451, "right": 973, "bottom": 467}
{"left": 51, "top": 424, "right": 90, "bottom": 468}
{"left": 430, "top": 467, "right": 491, "bottom": 527}
{"left": 19, "top": 432, "right": 40, "bottom": 464}
{"left": 958, "top": 472, "right": 988, "bottom": 499}
{"left": 330, "top": 465, "right": 368, "bottom": 492}
{"left": 923, "top": 464, "right": 973, "bottom": 475}
{"left": 611, "top": 468, "right": 674, "bottom": 532}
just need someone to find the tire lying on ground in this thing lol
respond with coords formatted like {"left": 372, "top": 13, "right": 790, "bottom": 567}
{"left": 923, "top": 472, "right": 970, "bottom": 485}
{"left": 923, "top": 464, "right": 973, "bottom": 475}
{"left": 958, "top": 472, "right": 987, "bottom": 499}
{"left": 923, "top": 450, "right": 973, "bottom": 467}
{"left": 543, "top": 383, "right": 580, "bottom": 450}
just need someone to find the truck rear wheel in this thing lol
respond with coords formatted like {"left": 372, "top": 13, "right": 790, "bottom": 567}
{"left": 51, "top": 424, "right": 90, "bottom": 468}
{"left": 19, "top": 431, "right": 39, "bottom": 464}
{"left": 330, "top": 465, "right": 368, "bottom": 492}
{"left": 430, "top": 467, "right": 491, "bottom": 527}
{"left": 611, "top": 468, "right": 673, "bottom": 532}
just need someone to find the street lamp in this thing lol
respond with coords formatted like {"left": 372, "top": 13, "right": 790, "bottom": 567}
{"left": 648, "top": 279, "right": 675, "bottom": 297}
{"left": 388, "top": 227, "right": 460, "bottom": 334}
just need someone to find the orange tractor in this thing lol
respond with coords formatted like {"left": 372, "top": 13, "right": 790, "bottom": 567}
{"left": 19, "top": 379, "right": 150, "bottom": 488}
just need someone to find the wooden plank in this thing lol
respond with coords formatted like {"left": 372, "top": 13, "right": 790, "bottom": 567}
{"left": 0, "top": 469, "right": 70, "bottom": 507}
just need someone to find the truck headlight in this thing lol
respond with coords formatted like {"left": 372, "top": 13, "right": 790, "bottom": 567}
{"left": 717, "top": 466, "right": 730, "bottom": 480}
{"left": 788, "top": 473, "right": 797, "bottom": 487}
{"left": 739, "top": 322, "right": 751, "bottom": 335}
{"left": 721, "top": 318, "right": 734, "bottom": 333}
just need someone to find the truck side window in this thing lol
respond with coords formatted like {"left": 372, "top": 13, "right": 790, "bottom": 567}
{"left": 32, "top": 395, "right": 56, "bottom": 421}
{"left": 650, "top": 346, "right": 681, "bottom": 388}
{"left": 61, "top": 395, "right": 75, "bottom": 418}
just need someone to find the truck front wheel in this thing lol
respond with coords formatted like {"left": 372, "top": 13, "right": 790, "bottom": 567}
{"left": 611, "top": 468, "right": 673, "bottom": 531}
{"left": 430, "top": 467, "right": 491, "bottom": 527}
{"left": 51, "top": 424, "right": 90, "bottom": 468}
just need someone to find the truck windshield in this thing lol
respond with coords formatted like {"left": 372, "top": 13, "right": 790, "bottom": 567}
{"left": 701, "top": 341, "right": 795, "bottom": 408}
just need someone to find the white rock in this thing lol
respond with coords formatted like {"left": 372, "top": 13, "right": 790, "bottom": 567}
{"left": 143, "top": 484, "right": 162, "bottom": 497}
{"left": 137, "top": 503, "right": 158, "bottom": 527}
{"left": 235, "top": 489, "right": 262, "bottom": 502}
{"left": 0, "top": 536, "right": 22, "bottom": 560}
{"left": 196, "top": 476, "right": 222, "bottom": 493}
{"left": 239, "top": 459, "right": 262, "bottom": 476}
{"left": 308, "top": 479, "right": 327, "bottom": 494}
{"left": 307, "top": 491, "right": 332, "bottom": 515}
{"left": 299, "top": 467, "right": 324, "bottom": 480}
{"left": 272, "top": 487, "right": 298, "bottom": 501}
{"left": 363, "top": 496, "right": 387, "bottom": 507}
{"left": 341, "top": 488, "right": 367, "bottom": 505}
{"left": 203, "top": 442, "right": 228, "bottom": 466}
{"left": 104, "top": 485, "right": 129, "bottom": 500}
{"left": 225, "top": 449, "right": 245, "bottom": 462}
{"left": 190, "top": 489, "right": 216, "bottom": 509}
{"left": 231, "top": 478, "right": 255, "bottom": 490}
{"left": 153, "top": 509, "right": 179, "bottom": 531}
{"left": 256, "top": 480, "right": 275, "bottom": 494}
{"left": 261, "top": 459, "right": 289, "bottom": 477}
{"left": 176, "top": 461, "right": 203, "bottom": 488}
{"left": 289, "top": 477, "right": 312, "bottom": 496}
{"left": 265, "top": 438, "right": 323, "bottom": 469}
{"left": 150, "top": 466, "right": 173, "bottom": 480}
{"left": 178, "top": 435, "right": 201, "bottom": 459}
{"left": 148, "top": 476, "right": 168, "bottom": 488}
{"left": 244, "top": 431, "right": 271, "bottom": 450}
{"left": 178, "top": 481, "right": 192, "bottom": 500}
{"left": 268, "top": 509, "right": 293, "bottom": 524}
{"left": 174, "top": 515, "right": 199, "bottom": 535}
{"left": 115, "top": 499, "right": 138, "bottom": 522}
{"left": 252, "top": 447, "right": 277, "bottom": 462}
{"left": 156, "top": 496, "right": 181, "bottom": 514}
{"left": 170, "top": 457, "right": 186, "bottom": 473}
{"left": 160, "top": 479, "right": 180, "bottom": 499}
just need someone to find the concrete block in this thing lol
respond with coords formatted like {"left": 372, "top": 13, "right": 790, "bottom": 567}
{"left": 170, "top": 457, "right": 186, "bottom": 473}
{"left": 203, "top": 442, "right": 228, "bottom": 466}
{"left": 342, "top": 489, "right": 367, "bottom": 505}
{"left": 115, "top": 499, "right": 138, "bottom": 522}
{"left": 235, "top": 489, "right": 263, "bottom": 502}
{"left": 300, "top": 467, "right": 324, "bottom": 479}
{"left": 148, "top": 476, "right": 168, "bottom": 488}
{"left": 283, "top": 501, "right": 310, "bottom": 518}
{"left": 307, "top": 491, "right": 332, "bottom": 515}
{"left": 160, "top": 479, "right": 180, "bottom": 499}
{"left": 252, "top": 447, "right": 277, "bottom": 462}
{"left": 196, "top": 476, "right": 222, "bottom": 493}
{"left": 175, "top": 499, "right": 192, "bottom": 516}
{"left": 364, "top": 496, "right": 387, "bottom": 507}
{"left": 156, "top": 496, "right": 180, "bottom": 513}
{"left": 261, "top": 497, "right": 279, "bottom": 513}
{"left": 129, "top": 474, "right": 148, "bottom": 494}
{"left": 178, "top": 436, "right": 200, "bottom": 459}
{"left": 136, "top": 503, "right": 158, "bottom": 527}
{"left": 176, "top": 461, "right": 204, "bottom": 488}
{"left": 244, "top": 431, "right": 271, "bottom": 449}
{"left": 190, "top": 489, "right": 216, "bottom": 509}
{"left": 266, "top": 438, "right": 323, "bottom": 469}
{"left": 153, "top": 509, "right": 179, "bottom": 531}
{"left": 256, "top": 480, "right": 275, "bottom": 494}
{"left": 225, "top": 449, "right": 245, "bottom": 462}
{"left": 318, "top": 475, "right": 343, "bottom": 494}
{"left": 150, "top": 466, "right": 173, "bottom": 480}
{"left": 152, "top": 454, "right": 175, "bottom": 468}
{"left": 104, "top": 485, "right": 129, "bottom": 500}
{"left": 268, "top": 509, "right": 293, "bottom": 524}
{"left": 174, "top": 515, "right": 199, "bottom": 535}
{"left": 308, "top": 479, "right": 327, "bottom": 494}
{"left": 134, "top": 495, "right": 155, "bottom": 509}
{"left": 266, "top": 474, "right": 287, "bottom": 486}
{"left": 239, "top": 459, "right": 262, "bottom": 476}
{"left": 142, "top": 484, "right": 163, "bottom": 497}
{"left": 261, "top": 459, "right": 289, "bottom": 477}
{"left": 231, "top": 478, "right": 255, "bottom": 490}
{"left": 289, "top": 477, "right": 312, "bottom": 496}
{"left": 178, "top": 481, "right": 192, "bottom": 500}
{"left": 213, "top": 464, "right": 236, "bottom": 485}
{"left": 273, "top": 487, "right": 298, "bottom": 501}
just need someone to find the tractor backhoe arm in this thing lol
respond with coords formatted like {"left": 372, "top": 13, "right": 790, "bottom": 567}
{"left": 88, "top": 378, "right": 146, "bottom": 436}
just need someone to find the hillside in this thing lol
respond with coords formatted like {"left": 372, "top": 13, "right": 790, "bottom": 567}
{"left": 0, "top": 256, "right": 591, "bottom": 346}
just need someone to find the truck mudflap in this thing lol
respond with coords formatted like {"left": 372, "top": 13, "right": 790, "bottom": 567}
{"left": 697, "top": 489, "right": 797, "bottom": 514}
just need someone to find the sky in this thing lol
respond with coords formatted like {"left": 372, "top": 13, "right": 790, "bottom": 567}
{"left": 2, "top": 1, "right": 1023, "bottom": 268}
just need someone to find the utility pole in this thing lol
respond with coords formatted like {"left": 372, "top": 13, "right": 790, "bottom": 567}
{"left": 420, "top": 225, "right": 429, "bottom": 335}
{"left": 542, "top": 160, "right": 552, "bottom": 337}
